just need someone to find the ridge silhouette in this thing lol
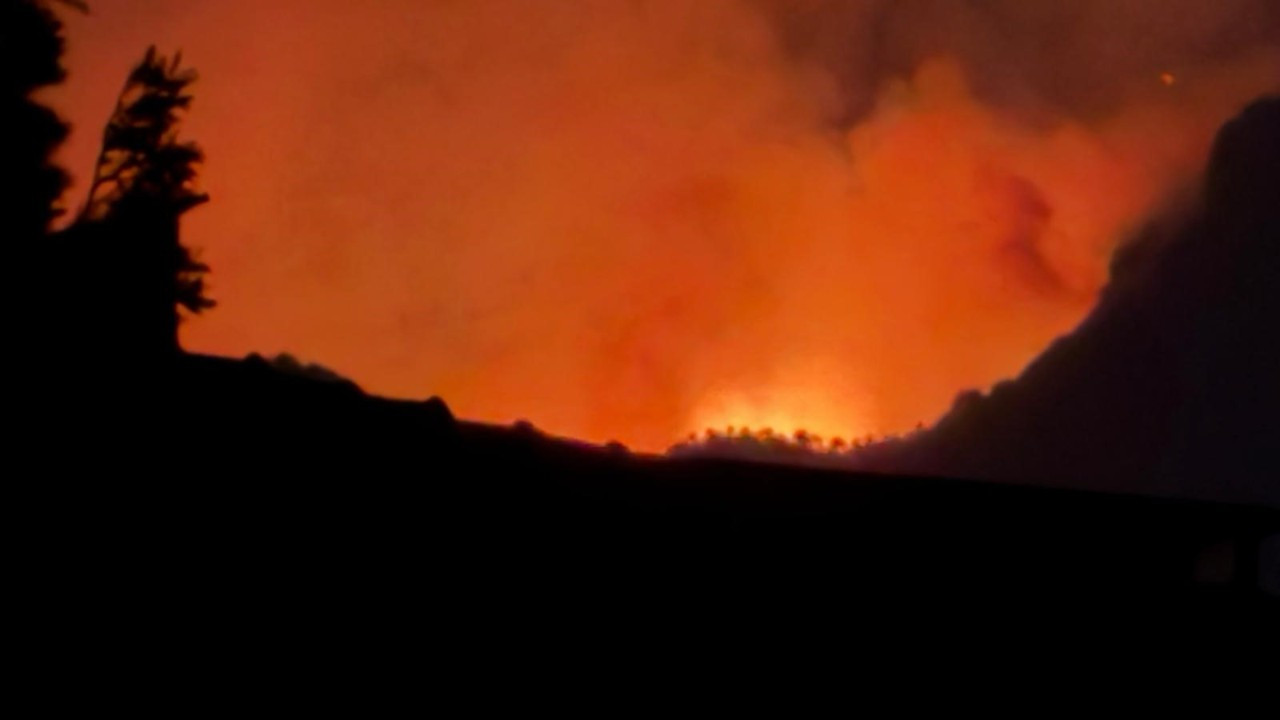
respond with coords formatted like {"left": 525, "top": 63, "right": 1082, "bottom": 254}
{"left": 674, "top": 97, "right": 1280, "bottom": 510}
{"left": 860, "top": 96, "right": 1280, "bottom": 508}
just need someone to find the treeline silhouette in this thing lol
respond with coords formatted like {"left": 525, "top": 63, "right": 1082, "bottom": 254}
{"left": 668, "top": 425, "right": 926, "bottom": 467}
{"left": 14, "top": 1, "right": 210, "bottom": 433}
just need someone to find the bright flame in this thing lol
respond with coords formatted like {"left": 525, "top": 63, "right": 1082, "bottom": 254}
{"left": 690, "top": 357, "right": 878, "bottom": 444}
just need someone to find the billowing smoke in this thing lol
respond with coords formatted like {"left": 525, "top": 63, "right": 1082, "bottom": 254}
{"left": 49, "top": 1, "right": 1280, "bottom": 450}
{"left": 763, "top": 0, "right": 1280, "bottom": 124}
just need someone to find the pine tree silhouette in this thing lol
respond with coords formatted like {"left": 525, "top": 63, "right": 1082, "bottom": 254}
{"left": 63, "top": 45, "right": 214, "bottom": 356}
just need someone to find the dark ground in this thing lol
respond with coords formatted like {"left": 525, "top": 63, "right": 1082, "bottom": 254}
{"left": 47, "top": 352, "right": 1275, "bottom": 610}
{"left": 17, "top": 348, "right": 1274, "bottom": 700}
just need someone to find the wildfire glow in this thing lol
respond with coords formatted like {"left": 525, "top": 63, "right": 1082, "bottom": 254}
{"left": 689, "top": 356, "right": 878, "bottom": 444}
{"left": 47, "top": 1, "right": 1280, "bottom": 452}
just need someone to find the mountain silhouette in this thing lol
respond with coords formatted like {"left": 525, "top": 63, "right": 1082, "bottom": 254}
{"left": 845, "top": 97, "right": 1280, "bottom": 507}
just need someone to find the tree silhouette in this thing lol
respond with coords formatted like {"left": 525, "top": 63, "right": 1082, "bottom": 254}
{"left": 1, "top": 0, "right": 82, "bottom": 240}
{"left": 58, "top": 44, "right": 214, "bottom": 357}
{"left": 6, "top": 2, "right": 213, "bottom": 361}
{"left": 81, "top": 45, "right": 214, "bottom": 317}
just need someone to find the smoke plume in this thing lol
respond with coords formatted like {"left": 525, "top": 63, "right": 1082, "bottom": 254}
{"left": 49, "top": 1, "right": 1280, "bottom": 450}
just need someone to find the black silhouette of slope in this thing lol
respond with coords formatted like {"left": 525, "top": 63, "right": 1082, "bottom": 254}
{"left": 865, "top": 97, "right": 1280, "bottom": 508}
{"left": 31, "top": 344, "right": 1273, "bottom": 693}
{"left": 58, "top": 349, "right": 1262, "bottom": 613}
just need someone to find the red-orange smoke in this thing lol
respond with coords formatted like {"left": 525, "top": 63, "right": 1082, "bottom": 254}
{"left": 47, "top": 1, "right": 1280, "bottom": 451}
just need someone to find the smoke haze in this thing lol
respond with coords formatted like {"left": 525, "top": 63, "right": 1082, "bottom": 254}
{"left": 48, "top": 1, "right": 1280, "bottom": 450}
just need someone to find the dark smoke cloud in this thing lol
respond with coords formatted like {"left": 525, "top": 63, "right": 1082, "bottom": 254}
{"left": 763, "top": 0, "right": 1280, "bottom": 124}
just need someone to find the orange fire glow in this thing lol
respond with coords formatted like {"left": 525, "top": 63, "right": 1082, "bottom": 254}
{"left": 47, "top": 1, "right": 1280, "bottom": 451}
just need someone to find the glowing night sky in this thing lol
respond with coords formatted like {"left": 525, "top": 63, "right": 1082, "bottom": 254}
{"left": 49, "top": 1, "right": 1280, "bottom": 450}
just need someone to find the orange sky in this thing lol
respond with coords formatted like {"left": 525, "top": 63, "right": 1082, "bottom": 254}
{"left": 47, "top": 1, "right": 1280, "bottom": 451}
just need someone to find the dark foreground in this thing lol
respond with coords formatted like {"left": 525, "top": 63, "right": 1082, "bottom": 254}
{"left": 49, "top": 355, "right": 1276, "bottom": 610}
{"left": 18, "top": 349, "right": 1273, "bottom": 697}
